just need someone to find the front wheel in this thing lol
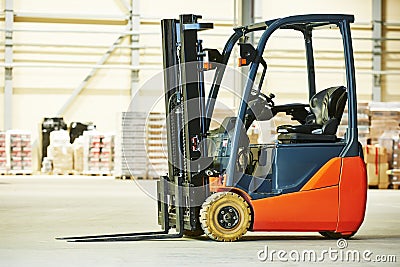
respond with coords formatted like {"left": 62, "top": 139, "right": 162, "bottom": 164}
{"left": 319, "top": 231, "right": 357, "bottom": 239}
{"left": 200, "top": 192, "right": 251, "bottom": 242}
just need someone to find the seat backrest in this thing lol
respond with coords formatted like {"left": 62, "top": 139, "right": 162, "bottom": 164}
{"left": 309, "top": 86, "right": 347, "bottom": 134}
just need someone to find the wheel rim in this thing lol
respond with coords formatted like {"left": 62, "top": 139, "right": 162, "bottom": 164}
{"left": 217, "top": 206, "right": 239, "bottom": 229}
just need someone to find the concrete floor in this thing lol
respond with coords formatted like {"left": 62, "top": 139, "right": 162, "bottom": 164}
{"left": 0, "top": 176, "right": 399, "bottom": 267}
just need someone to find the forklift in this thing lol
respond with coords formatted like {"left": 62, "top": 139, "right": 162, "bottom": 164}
{"left": 59, "top": 14, "right": 367, "bottom": 242}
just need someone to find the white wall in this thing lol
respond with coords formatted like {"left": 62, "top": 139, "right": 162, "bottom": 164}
{"left": 383, "top": 0, "right": 400, "bottom": 101}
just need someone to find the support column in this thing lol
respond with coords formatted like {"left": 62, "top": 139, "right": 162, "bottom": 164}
{"left": 372, "top": 0, "right": 382, "bottom": 101}
{"left": 237, "top": 0, "right": 254, "bottom": 102}
{"left": 239, "top": 0, "right": 254, "bottom": 42}
{"left": 130, "top": 0, "right": 140, "bottom": 97}
{"left": 4, "top": 0, "right": 13, "bottom": 130}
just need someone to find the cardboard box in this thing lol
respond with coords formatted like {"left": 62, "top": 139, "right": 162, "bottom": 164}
{"left": 48, "top": 144, "right": 73, "bottom": 174}
{"left": 369, "top": 123, "right": 400, "bottom": 139}
{"left": 363, "top": 145, "right": 388, "bottom": 164}
{"left": 367, "top": 162, "right": 389, "bottom": 187}
{"left": 370, "top": 119, "right": 399, "bottom": 128}
{"left": 370, "top": 111, "right": 400, "bottom": 119}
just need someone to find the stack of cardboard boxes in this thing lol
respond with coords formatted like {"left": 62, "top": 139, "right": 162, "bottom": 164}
{"left": 146, "top": 112, "right": 168, "bottom": 179}
{"left": 364, "top": 145, "right": 390, "bottom": 188}
{"left": 5, "top": 130, "right": 32, "bottom": 174}
{"left": 367, "top": 103, "right": 400, "bottom": 188}
{"left": 47, "top": 130, "right": 74, "bottom": 174}
{"left": 48, "top": 144, "right": 74, "bottom": 174}
{"left": 0, "top": 133, "right": 6, "bottom": 174}
{"left": 114, "top": 112, "right": 147, "bottom": 178}
{"left": 369, "top": 102, "right": 400, "bottom": 144}
{"left": 379, "top": 132, "right": 400, "bottom": 186}
{"left": 83, "top": 131, "right": 115, "bottom": 175}
{"left": 339, "top": 102, "right": 370, "bottom": 145}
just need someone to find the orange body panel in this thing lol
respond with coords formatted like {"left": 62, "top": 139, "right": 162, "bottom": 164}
{"left": 336, "top": 156, "right": 367, "bottom": 233}
{"left": 243, "top": 156, "right": 367, "bottom": 233}
{"left": 301, "top": 158, "right": 341, "bottom": 191}
{"left": 251, "top": 186, "right": 338, "bottom": 231}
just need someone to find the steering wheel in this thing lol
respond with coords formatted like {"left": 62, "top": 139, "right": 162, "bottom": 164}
{"left": 249, "top": 89, "right": 275, "bottom": 107}
{"left": 245, "top": 90, "right": 276, "bottom": 128}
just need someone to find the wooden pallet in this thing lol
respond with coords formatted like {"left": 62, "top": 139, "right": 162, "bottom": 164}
{"left": 378, "top": 181, "right": 390, "bottom": 189}
{"left": 137, "top": 176, "right": 159, "bottom": 180}
{"left": 52, "top": 171, "right": 77, "bottom": 176}
{"left": 7, "top": 172, "right": 32, "bottom": 175}
{"left": 115, "top": 175, "right": 159, "bottom": 180}
{"left": 389, "top": 183, "right": 400, "bottom": 190}
{"left": 115, "top": 175, "right": 135, "bottom": 180}
{"left": 368, "top": 182, "right": 390, "bottom": 189}
{"left": 85, "top": 173, "right": 112, "bottom": 176}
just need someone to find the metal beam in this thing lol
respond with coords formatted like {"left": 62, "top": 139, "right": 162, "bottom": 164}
{"left": 372, "top": 0, "right": 382, "bottom": 101}
{"left": 13, "top": 12, "right": 128, "bottom": 25}
{"left": 117, "top": 0, "right": 130, "bottom": 12}
{"left": 56, "top": 29, "right": 129, "bottom": 116}
{"left": 4, "top": 0, "right": 13, "bottom": 130}
{"left": 1, "top": 63, "right": 399, "bottom": 75}
{"left": 130, "top": 0, "right": 140, "bottom": 97}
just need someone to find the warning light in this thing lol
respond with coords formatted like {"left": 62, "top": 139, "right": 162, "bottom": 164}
{"left": 238, "top": 58, "right": 247, "bottom": 67}
{"left": 203, "top": 62, "right": 213, "bottom": 70}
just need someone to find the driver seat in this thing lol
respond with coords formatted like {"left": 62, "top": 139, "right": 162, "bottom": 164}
{"left": 277, "top": 86, "right": 347, "bottom": 143}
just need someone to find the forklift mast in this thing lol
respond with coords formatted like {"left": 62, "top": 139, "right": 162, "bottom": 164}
{"left": 160, "top": 14, "right": 214, "bottom": 232}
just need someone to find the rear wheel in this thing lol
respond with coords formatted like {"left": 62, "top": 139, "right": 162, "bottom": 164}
{"left": 200, "top": 192, "right": 251, "bottom": 242}
{"left": 319, "top": 231, "right": 356, "bottom": 239}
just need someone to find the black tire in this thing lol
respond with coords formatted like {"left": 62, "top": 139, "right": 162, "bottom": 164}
{"left": 319, "top": 231, "right": 357, "bottom": 239}
{"left": 183, "top": 228, "right": 204, "bottom": 237}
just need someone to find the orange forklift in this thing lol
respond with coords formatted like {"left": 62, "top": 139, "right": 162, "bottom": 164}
{"left": 60, "top": 14, "right": 367, "bottom": 242}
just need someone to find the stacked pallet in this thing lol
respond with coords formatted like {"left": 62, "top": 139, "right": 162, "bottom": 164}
{"left": 73, "top": 136, "right": 84, "bottom": 174}
{"left": 5, "top": 130, "right": 32, "bottom": 175}
{"left": 47, "top": 130, "right": 73, "bottom": 175}
{"left": 368, "top": 102, "right": 400, "bottom": 144}
{"left": 379, "top": 131, "right": 400, "bottom": 187}
{"left": 393, "top": 139, "right": 400, "bottom": 172}
{"left": 114, "top": 112, "right": 147, "bottom": 179}
{"left": 368, "top": 102, "right": 400, "bottom": 189}
{"left": 0, "top": 132, "right": 6, "bottom": 174}
{"left": 387, "top": 169, "right": 400, "bottom": 189}
{"left": 83, "top": 131, "right": 115, "bottom": 175}
{"left": 339, "top": 102, "right": 370, "bottom": 145}
{"left": 146, "top": 112, "right": 168, "bottom": 178}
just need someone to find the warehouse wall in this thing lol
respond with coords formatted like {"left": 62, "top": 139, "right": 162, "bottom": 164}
{"left": 0, "top": 0, "right": 236, "bottom": 134}
{"left": 383, "top": 0, "right": 400, "bottom": 101}
{"left": 135, "top": 0, "right": 236, "bottom": 114}
{"left": 0, "top": 0, "right": 400, "bottom": 139}
{"left": 0, "top": 0, "right": 133, "bottom": 134}
{"left": 260, "top": 0, "right": 372, "bottom": 102}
